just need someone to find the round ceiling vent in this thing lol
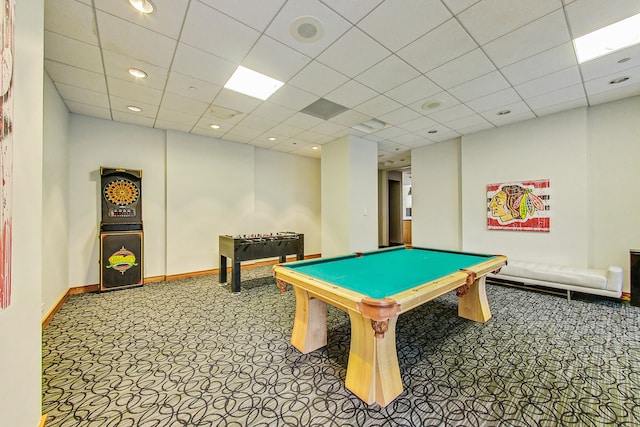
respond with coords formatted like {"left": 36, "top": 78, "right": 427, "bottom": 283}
{"left": 291, "top": 16, "right": 324, "bottom": 43}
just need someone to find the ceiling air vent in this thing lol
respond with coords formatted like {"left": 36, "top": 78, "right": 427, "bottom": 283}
{"left": 352, "top": 119, "right": 390, "bottom": 134}
{"left": 300, "top": 98, "right": 348, "bottom": 120}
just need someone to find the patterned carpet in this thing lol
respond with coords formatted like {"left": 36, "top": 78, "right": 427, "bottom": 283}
{"left": 42, "top": 266, "right": 640, "bottom": 426}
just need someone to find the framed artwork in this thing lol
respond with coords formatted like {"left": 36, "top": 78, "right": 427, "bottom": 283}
{"left": 487, "top": 179, "right": 550, "bottom": 232}
{"left": 0, "top": 0, "right": 13, "bottom": 310}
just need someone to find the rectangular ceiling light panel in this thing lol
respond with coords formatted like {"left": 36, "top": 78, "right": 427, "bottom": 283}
{"left": 224, "top": 66, "right": 284, "bottom": 100}
{"left": 573, "top": 13, "right": 640, "bottom": 63}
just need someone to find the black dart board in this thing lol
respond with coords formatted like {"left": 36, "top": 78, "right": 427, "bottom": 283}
{"left": 100, "top": 167, "right": 142, "bottom": 231}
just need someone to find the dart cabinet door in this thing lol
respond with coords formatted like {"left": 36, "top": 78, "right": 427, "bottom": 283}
{"left": 100, "top": 231, "right": 144, "bottom": 291}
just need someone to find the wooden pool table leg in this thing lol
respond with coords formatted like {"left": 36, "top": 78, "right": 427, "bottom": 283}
{"left": 290, "top": 287, "right": 327, "bottom": 353}
{"left": 457, "top": 276, "right": 492, "bottom": 323}
{"left": 345, "top": 313, "right": 402, "bottom": 407}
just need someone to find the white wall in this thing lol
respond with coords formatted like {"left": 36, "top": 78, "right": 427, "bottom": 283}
{"left": 42, "top": 73, "right": 70, "bottom": 317}
{"left": 412, "top": 139, "right": 461, "bottom": 250}
{"left": 67, "top": 122, "right": 321, "bottom": 282}
{"left": 254, "top": 148, "right": 321, "bottom": 254}
{"left": 587, "top": 96, "right": 640, "bottom": 285}
{"left": 461, "top": 108, "right": 589, "bottom": 266}
{"left": 68, "top": 115, "right": 166, "bottom": 286}
{"left": 0, "top": 0, "right": 45, "bottom": 425}
{"left": 411, "top": 98, "right": 640, "bottom": 292}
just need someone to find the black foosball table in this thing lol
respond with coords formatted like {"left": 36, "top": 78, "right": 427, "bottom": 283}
{"left": 219, "top": 232, "right": 304, "bottom": 293}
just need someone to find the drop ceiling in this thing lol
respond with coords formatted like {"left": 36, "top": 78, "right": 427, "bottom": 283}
{"left": 44, "top": 0, "right": 640, "bottom": 169}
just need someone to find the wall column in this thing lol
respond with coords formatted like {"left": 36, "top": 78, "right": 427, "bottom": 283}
{"left": 321, "top": 135, "right": 378, "bottom": 257}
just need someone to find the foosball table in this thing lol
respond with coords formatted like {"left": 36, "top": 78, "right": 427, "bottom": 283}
{"left": 219, "top": 232, "right": 304, "bottom": 293}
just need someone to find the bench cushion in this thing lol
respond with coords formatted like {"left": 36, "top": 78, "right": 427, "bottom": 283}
{"left": 499, "top": 260, "right": 608, "bottom": 290}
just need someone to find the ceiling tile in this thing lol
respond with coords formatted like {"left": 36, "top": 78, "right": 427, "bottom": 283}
{"left": 328, "top": 109, "right": 371, "bottom": 127}
{"left": 500, "top": 42, "right": 577, "bottom": 86}
{"left": 213, "top": 89, "right": 262, "bottom": 115}
{"left": 579, "top": 44, "right": 640, "bottom": 82}
{"left": 354, "top": 95, "right": 403, "bottom": 118}
{"left": 357, "top": 0, "right": 451, "bottom": 51}
{"left": 428, "top": 104, "right": 477, "bottom": 123}
{"left": 45, "top": 0, "right": 98, "bottom": 45}
{"left": 483, "top": 10, "right": 570, "bottom": 67}
{"left": 109, "top": 95, "right": 160, "bottom": 118}
{"left": 112, "top": 111, "right": 156, "bottom": 127}
{"left": 96, "top": 11, "right": 177, "bottom": 68}
{"left": 159, "top": 92, "right": 209, "bottom": 116}
{"left": 267, "top": 85, "right": 319, "bottom": 111}
{"left": 102, "top": 50, "right": 169, "bottom": 91}
{"left": 458, "top": 0, "right": 561, "bottom": 45}
{"left": 444, "top": 113, "right": 492, "bottom": 132}
{"left": 480, "top": 101, "right": 534, "bottom": 124}
{"left": 55, "top": 82, "right": 109, "bottom": 108}
{"left": 265, "top": 0, "right": 352, "bottom": 58}
{"left": 319, "top": 0, "right": 384, "bottom": 24}
{"left": 154, "top": 119, "right": 194, "bottom": 133}
{"left": 251, "top": 102, "right": 297, "bottom": 123}
{"left": 515, "top": 66, "right": 582, "bottom": 99}
{"left": 441, "top": 0, "right": 481, "bottom": 14}
{"left": 355, "top": 55, "right": 421, "bottom": 93}
{"left": 378, "top": 107, "right": 422, "bottom": 126}
{"left": 284, "top": 112, "right": 326, "bottom": 130}
{"left": 165, "top": 72, "right": 222, "bottom": 103}
{"left": 325, "top": 80, "right": 378, "bottom": 109}
{"left": 384, "top": 76, "right": 442, "bottom": 105}
{"left": 45, "top": 60, "right": 107, "bottom": 93}
{"left": 587, "top": 81, "right": 640, "bottom": 105}
{"left": 466, "top": 88, "right": 523, "bottom": 113}
{"left": 532, "top": 97, "right": 587, "bottom": 117}
{"left": 317, "top": 27, "right": 390, "bottom": 77}
{"left": 243, "top": 36, "right": 311, "bottom": 83}
{"left": 564, "top": 0, "right": 640, "bottom": 38}
{"left": 198, "top": 0, "right": 286, "bottom": 32}
{"left": 448, "top": 71, "right": 511, "bottom": 102}
{"left": 397, "top": 18, "right": 478, "bottom": 73}
{"left": 583, "top": 65, "right": 640, "bottom": 96}
{"left": 288, "top": 60, "right": 350, "bottom": 97}
{"left": 44, "top": 31, "right": 103, "bottom": 73}
{"left": 396, "top": 116, "right": 440, "bottom": 133}
{"left": 426, "top": 48, "right": 496, "bottom": 89}
{"left": 524, "top": 84, "right": 586, "bottom": 110}
{"left": 64, "top": 100, "right": 111, "bottom": 119}
{"left": 106, "top": 77, "right": 164, "bottom": 105}
{"left": 171, "top": 43, "right": 236, "bottom": 85}
{"left": 180, "top": 1, "right": 259, "bottom": 63}
{"left": 94, "top": 0, "right": 189, "bottom": 40}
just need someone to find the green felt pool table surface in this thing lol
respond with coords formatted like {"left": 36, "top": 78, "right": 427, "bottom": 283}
{"left": 286, "top": 246, "right": 499, "bottom": 299}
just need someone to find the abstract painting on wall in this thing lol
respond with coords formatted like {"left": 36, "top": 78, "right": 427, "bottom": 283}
{"left": 0, "top": 0, "right": 14, "bottom": 309}
{"left": 487, "top": 179, "right": 550, "bottom": 232}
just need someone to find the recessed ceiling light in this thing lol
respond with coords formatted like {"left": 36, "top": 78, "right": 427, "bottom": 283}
{"left": 128, "top": 68, "right": 147, "bottom": 79}
{"left": 573, "top": 13, "right": 640, "bottom": 63}
{"left": 127, "top": 105, "right": 142, "bottom": 112}
{"left": 209, "top": 124, "right": 220, "bottom": 129}
{"left": 497, "top": 110, "right": 511, "bottom": 116}
{"left": 129, "top": 0, "right": 155, "bottom": 14}
{"left": 421, "top": 100, "right": 444, "bottom": 110}
{"left": 609, "top": 76, "right": 630, "bottom": 84}
{"left": 290, "top": 16, "right": 324, "bottom": 43}
{"left": 312, "top": 146, "right": 319, "bottom": 150}
{"left": 618, "top": 57, "right": 631, "bottom": 64}
{"left": 224, "top": 66, "right": 284, "bottom": 100}
{"left": 268, "top": 137, "right": 276, "bottom": 141}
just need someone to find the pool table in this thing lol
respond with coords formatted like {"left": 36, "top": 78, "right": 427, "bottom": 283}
{"left": 272, "top": 246, "right": 507, "bottom": 407}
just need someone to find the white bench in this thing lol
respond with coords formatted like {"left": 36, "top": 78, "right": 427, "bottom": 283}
{"left": 488, "top": 260, "right": 623, "bottom": 300}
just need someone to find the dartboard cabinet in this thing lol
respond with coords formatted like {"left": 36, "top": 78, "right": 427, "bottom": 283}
{"left": 99, "top": 167, "right": 143, "bottom": 291}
